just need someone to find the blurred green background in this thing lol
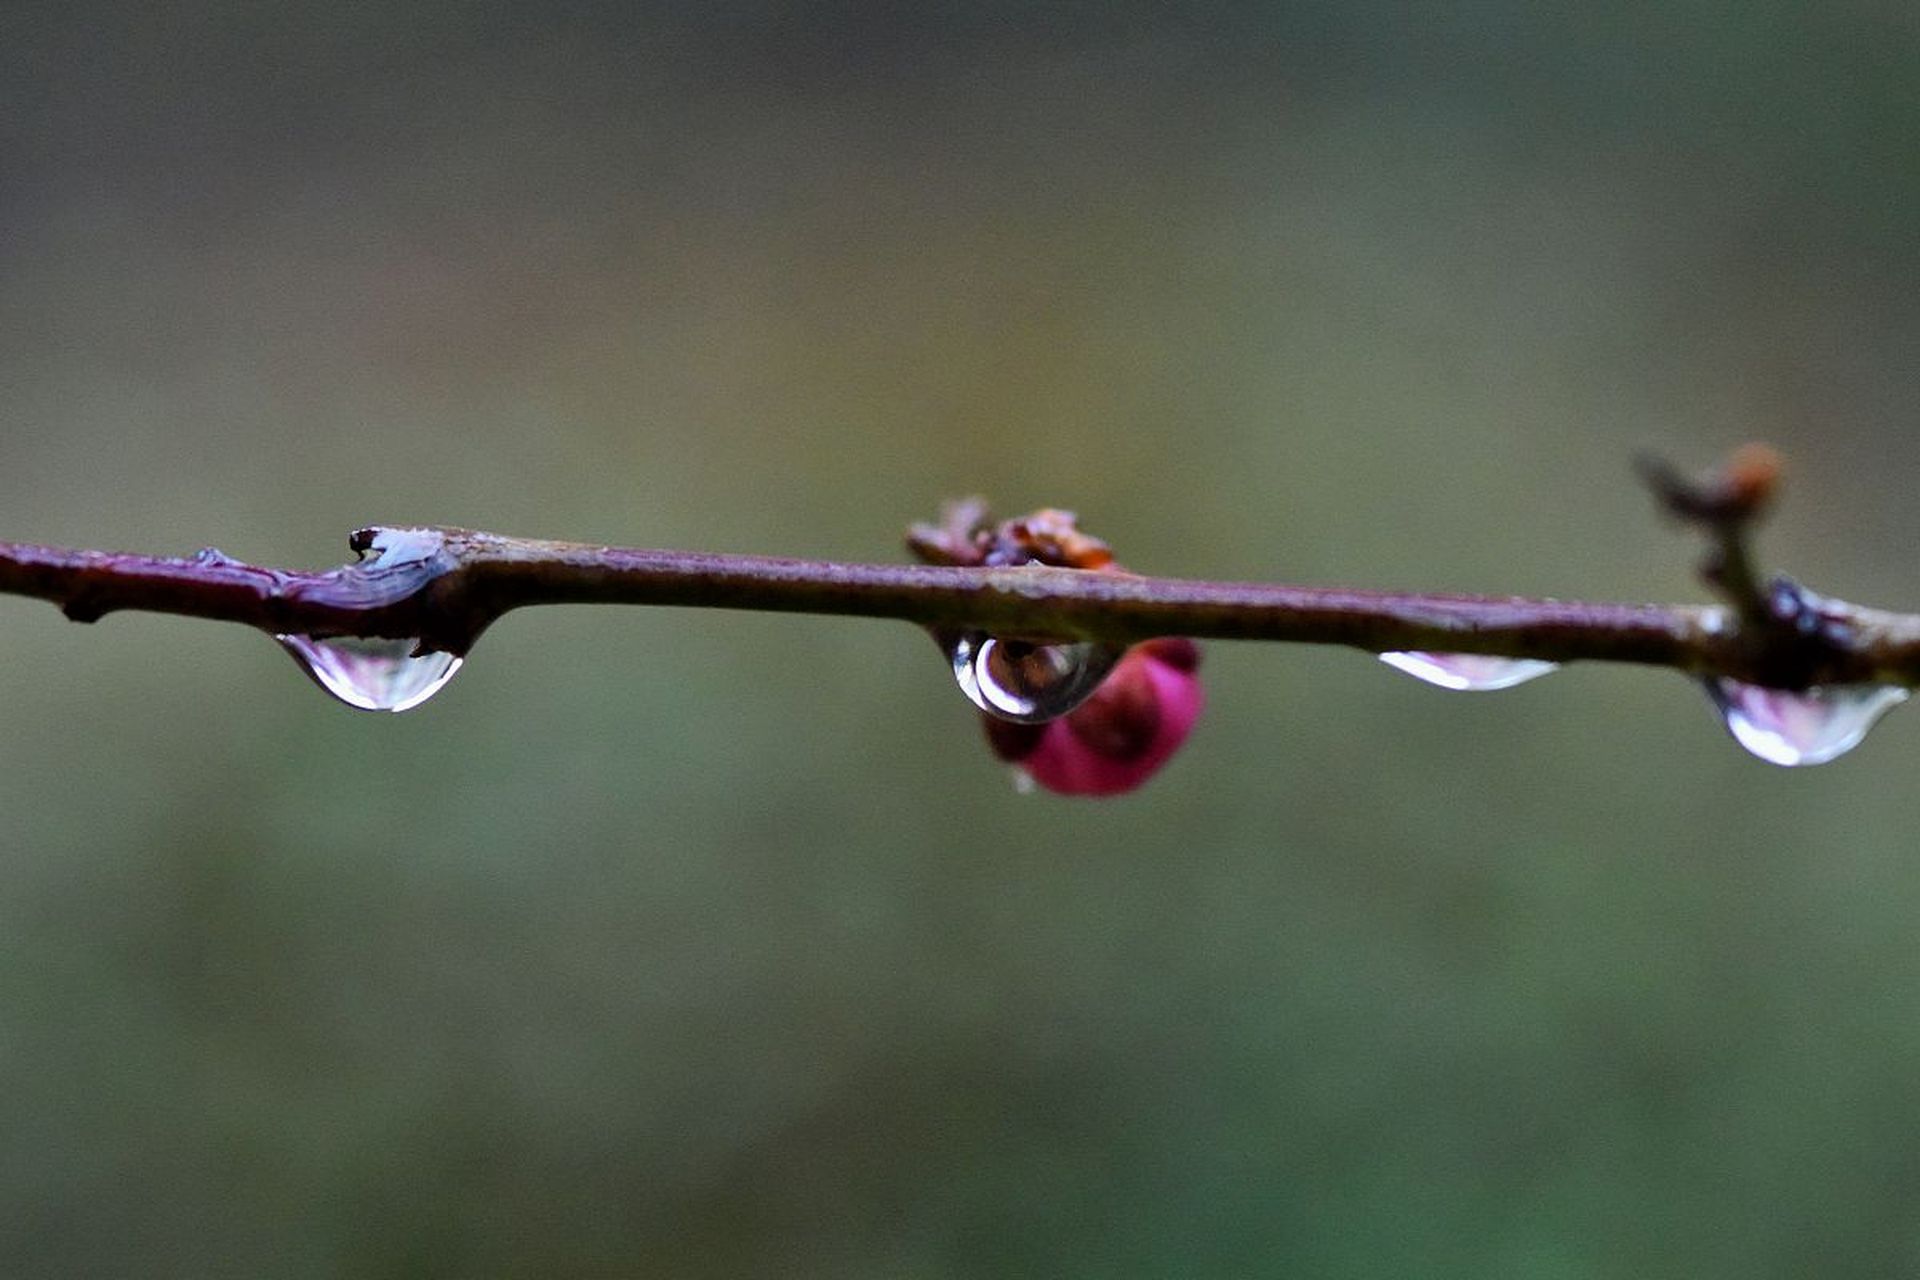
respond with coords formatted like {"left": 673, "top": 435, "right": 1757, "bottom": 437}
{"left": 4, "top": 3, "right": 1920, "bottom": 1275}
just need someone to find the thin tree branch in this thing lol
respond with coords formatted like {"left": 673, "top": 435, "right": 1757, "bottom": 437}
{"left": 2, "top": 449, "right": 1916, "bottom": 690}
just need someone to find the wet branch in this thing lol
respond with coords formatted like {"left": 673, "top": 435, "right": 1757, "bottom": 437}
{"left": 2, "top": 448, "right": 1917, "bottom": 690}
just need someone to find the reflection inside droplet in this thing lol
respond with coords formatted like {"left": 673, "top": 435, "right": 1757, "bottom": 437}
{"left": 277, "top": 634, "right": 463, "bottom": 713}
{"left": 1378, "top": 651, "right": 1560, "bottom": 691}
{"left": 1703, "top": 678, "right": 1908, "bottom": 766}
{"left": 353, "top": 526, "right": 449, "bottom": 568}
{"left": 949, "top": 633, "right": 1121, "bottom": 723}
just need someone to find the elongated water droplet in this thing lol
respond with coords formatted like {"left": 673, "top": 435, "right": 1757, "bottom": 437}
{"left": 1703, "top": 678, "right": 1908, "bottom": 766}
{"left": 1378, "top": 651, "right": 1559, "bottom": 691}
{"left": 277, "top": 635, "right": 463, "bottom": 712}
{"left": 950, "top": 633, "right": 1121, "bottom": 723}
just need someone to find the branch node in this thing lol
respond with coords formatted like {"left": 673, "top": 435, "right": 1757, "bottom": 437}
{"left": 907, "top": 501, "right": 1115, "bottom": 572}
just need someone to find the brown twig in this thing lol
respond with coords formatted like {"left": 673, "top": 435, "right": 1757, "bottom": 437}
{"left": 1635, "top": 442, "right": 1783, "bottom": 625}
{"left": 1, "top": 448, "right": 1916, "bottom": 690}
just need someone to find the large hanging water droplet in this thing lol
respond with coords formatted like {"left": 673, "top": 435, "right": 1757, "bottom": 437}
{"left": 1378, "top": 651, "right": 1559, "bottom": 691}
{"left": 1703, "top": 678, "right": 1908, "bottom": 766}
{"left": 949, "top": 633, "right": 1121, "bottom": 723}
{"left": 277, "top": 635, "right": 463, "bottom": 713}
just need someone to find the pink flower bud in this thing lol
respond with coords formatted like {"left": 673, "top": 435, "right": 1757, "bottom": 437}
{"left": 984, "top": 637, "right": 1204, "bottom": 796}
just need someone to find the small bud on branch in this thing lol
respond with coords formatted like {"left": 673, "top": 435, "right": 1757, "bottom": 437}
{"left": 907, "top": 502, "right": 1203, "bottom": 794}
{"left": 1636, "top": 442, "right": 1783, "bottom": 626}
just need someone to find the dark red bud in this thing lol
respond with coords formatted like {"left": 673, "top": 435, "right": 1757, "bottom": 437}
{"left": 990, "top": 639, "right": 1205, "bottom": 796}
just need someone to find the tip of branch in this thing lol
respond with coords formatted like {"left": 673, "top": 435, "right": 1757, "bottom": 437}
{"left": 1636, "top": 443, "right": 1783, "bottom": 527}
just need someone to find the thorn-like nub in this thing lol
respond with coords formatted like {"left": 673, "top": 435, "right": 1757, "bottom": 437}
{"left": 1638, "top": 443, "right": 1782, "bottom": 527}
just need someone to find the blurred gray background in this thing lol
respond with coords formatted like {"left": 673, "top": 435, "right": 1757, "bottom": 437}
{"left": 4, "top": 3, "right": 1920, "bottom": 1275}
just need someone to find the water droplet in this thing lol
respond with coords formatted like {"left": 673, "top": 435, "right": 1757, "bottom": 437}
{"left": 1010, "top": 767, "right": 1038, "bottom": 795}
{"left": 950, "top": 633, "right": 1121, "bottom": 723}
{"left": 277, "top": 634, "right": 463, "bottom": 713}
{"left": 323, "top": 527, "right": 458, "bottom": 611}
{"left": 1704, "top": 678, "right": 1908, "bottom": 766}
{"left": 1378, "top": 651, "right": 1559, "bottom": 691}
{"left": 352, "top": 526, "right": 450, "bottom": 568}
